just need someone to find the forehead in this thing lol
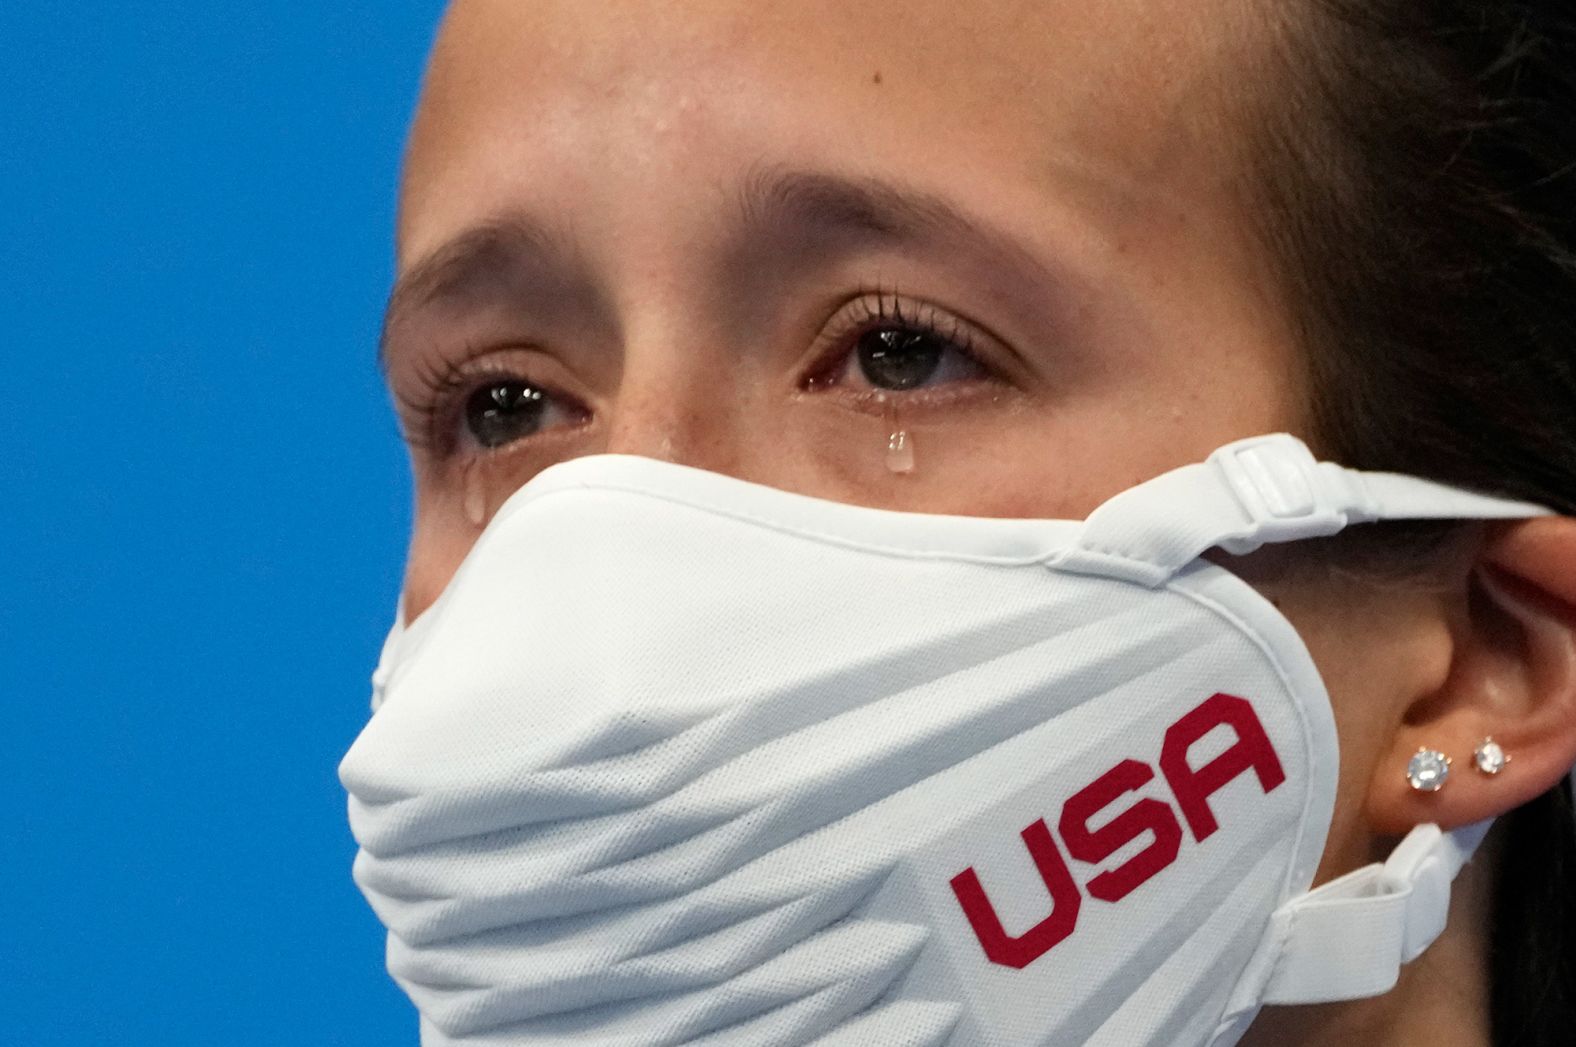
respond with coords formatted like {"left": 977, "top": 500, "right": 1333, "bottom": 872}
{"left": 400, "top": 0, "right": 1265, "bottom": 263}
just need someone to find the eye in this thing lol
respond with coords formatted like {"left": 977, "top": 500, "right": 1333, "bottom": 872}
{"left": 462, "top": 379, "right": 584, "bottom": 449}
{"left": 808, "top": 292, "right": 989, "bottom": 396}
{"left": 852, "top": 326, "right": 982, "bottom": 391}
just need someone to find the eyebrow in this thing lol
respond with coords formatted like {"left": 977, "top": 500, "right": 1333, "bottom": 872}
{"left": 737, "top": 166, "right": 996, "bottom": 246}
{"left": 729, "top": 164, "right": 1060, "bottom": 289}
{"left": 379, "top": 217, "right": 580, "bottom": 370}
{"left": 380, "top": 167, "right": 1059, "bottom": 366}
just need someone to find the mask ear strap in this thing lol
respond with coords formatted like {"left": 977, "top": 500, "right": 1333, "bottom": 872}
{"left": 1050, "top": 433, "right": 1550, "bottom": 587}
{"left": 1218, "top": 820, "right": 1492, "bottom": 1013}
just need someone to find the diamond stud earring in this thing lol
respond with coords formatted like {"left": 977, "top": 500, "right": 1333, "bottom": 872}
{"left": 1407, "top": 748, "right": 1452, "bottom": 792}
{"left": 1474, "top": 737, "right": 1509, "bottom": 775}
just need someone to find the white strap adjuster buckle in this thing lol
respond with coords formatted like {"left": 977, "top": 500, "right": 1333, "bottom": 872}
{"left": 1244, "top": 821, "right": 1491, "bottom": 1010}
{"left": 1379, "top": 824, "right": 1456, "bottom": 961}
{"left": 1210, "top": 436, "right": 1351, "bottom": 554}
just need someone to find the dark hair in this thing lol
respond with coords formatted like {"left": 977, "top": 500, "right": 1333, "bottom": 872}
{"left": 1249, "top": 2, "right": 1575, "bottom": 1043}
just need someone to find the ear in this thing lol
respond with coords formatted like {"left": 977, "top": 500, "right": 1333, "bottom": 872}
{"left": 1366, "top": 517, "right": 1576, "bottom": 835}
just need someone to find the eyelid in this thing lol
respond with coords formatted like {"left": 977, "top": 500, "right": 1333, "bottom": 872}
{"left": 392, "top": 344, "right": 587, "bottom": 457}
{"left": 801, "top": 287, "right": 1006, "bottom": 396}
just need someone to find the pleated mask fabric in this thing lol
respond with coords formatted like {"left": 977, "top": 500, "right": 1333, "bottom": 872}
{"left": 341, "top": 434, "right": 1548, "bottom": 1047}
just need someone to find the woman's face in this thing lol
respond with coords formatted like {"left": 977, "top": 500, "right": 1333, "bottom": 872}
{"left": 388, "top": 0, "right": 1304, "bottom": 607}
{"left": 385, "top": 0, "right": 1433, "bottom": 883}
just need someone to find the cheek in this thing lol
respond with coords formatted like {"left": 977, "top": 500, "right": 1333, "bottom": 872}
{"left": 1245, "top": 568, "right": 1456, "bottom": 881}
{"left": 402, "top": 494, "right": 478, "bottom": 621}
{"left": 1308, "top": 641, "right": 1405, "bottom": 877}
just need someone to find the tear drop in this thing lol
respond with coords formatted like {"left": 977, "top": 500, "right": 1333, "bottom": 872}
{"left": 886, "top": 428, "right": 915, "bottom": 474}
{"left": 462, "top": 459, "right": 490, "bottom": 527}
{"left": 881, "top": 397, "right": 915, "bottom": 475}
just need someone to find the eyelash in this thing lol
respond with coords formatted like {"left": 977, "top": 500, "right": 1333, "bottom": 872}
{"left": 395, "top": 286, "right": 994, "bottom": 458}
{"left": 393, "top": 348, "right": 545, "bottom": 456}
{"left": 802, "top": 286, "right": 988, "bottom": 400}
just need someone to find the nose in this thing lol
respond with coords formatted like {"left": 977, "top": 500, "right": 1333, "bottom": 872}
{"left": 599, "top": 360, "right": 746, "bottom": 478}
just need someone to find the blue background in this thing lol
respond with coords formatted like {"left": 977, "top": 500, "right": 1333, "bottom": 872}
{"left": 4, "top": 4, "right": 444, "bottom": 1042}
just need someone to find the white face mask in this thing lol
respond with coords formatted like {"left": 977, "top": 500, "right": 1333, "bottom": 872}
{"left": 341, "top": 434, "right": 1547, "bottom": 1047}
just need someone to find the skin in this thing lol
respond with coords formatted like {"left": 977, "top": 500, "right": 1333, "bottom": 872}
{"left": 381, "top": 1, "right": 1576, "bottom": 1043}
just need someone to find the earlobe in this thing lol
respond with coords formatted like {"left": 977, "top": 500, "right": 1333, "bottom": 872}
{"left": 1366, "top": 517, "right": 1576, "bottom": 835}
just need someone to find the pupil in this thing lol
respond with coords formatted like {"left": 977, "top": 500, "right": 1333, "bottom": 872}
{"left": 856, "top": 328, "right": 944, "bottom": 391}
{"left": 465, "top": 381, "right": 546, "bottom": 448}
